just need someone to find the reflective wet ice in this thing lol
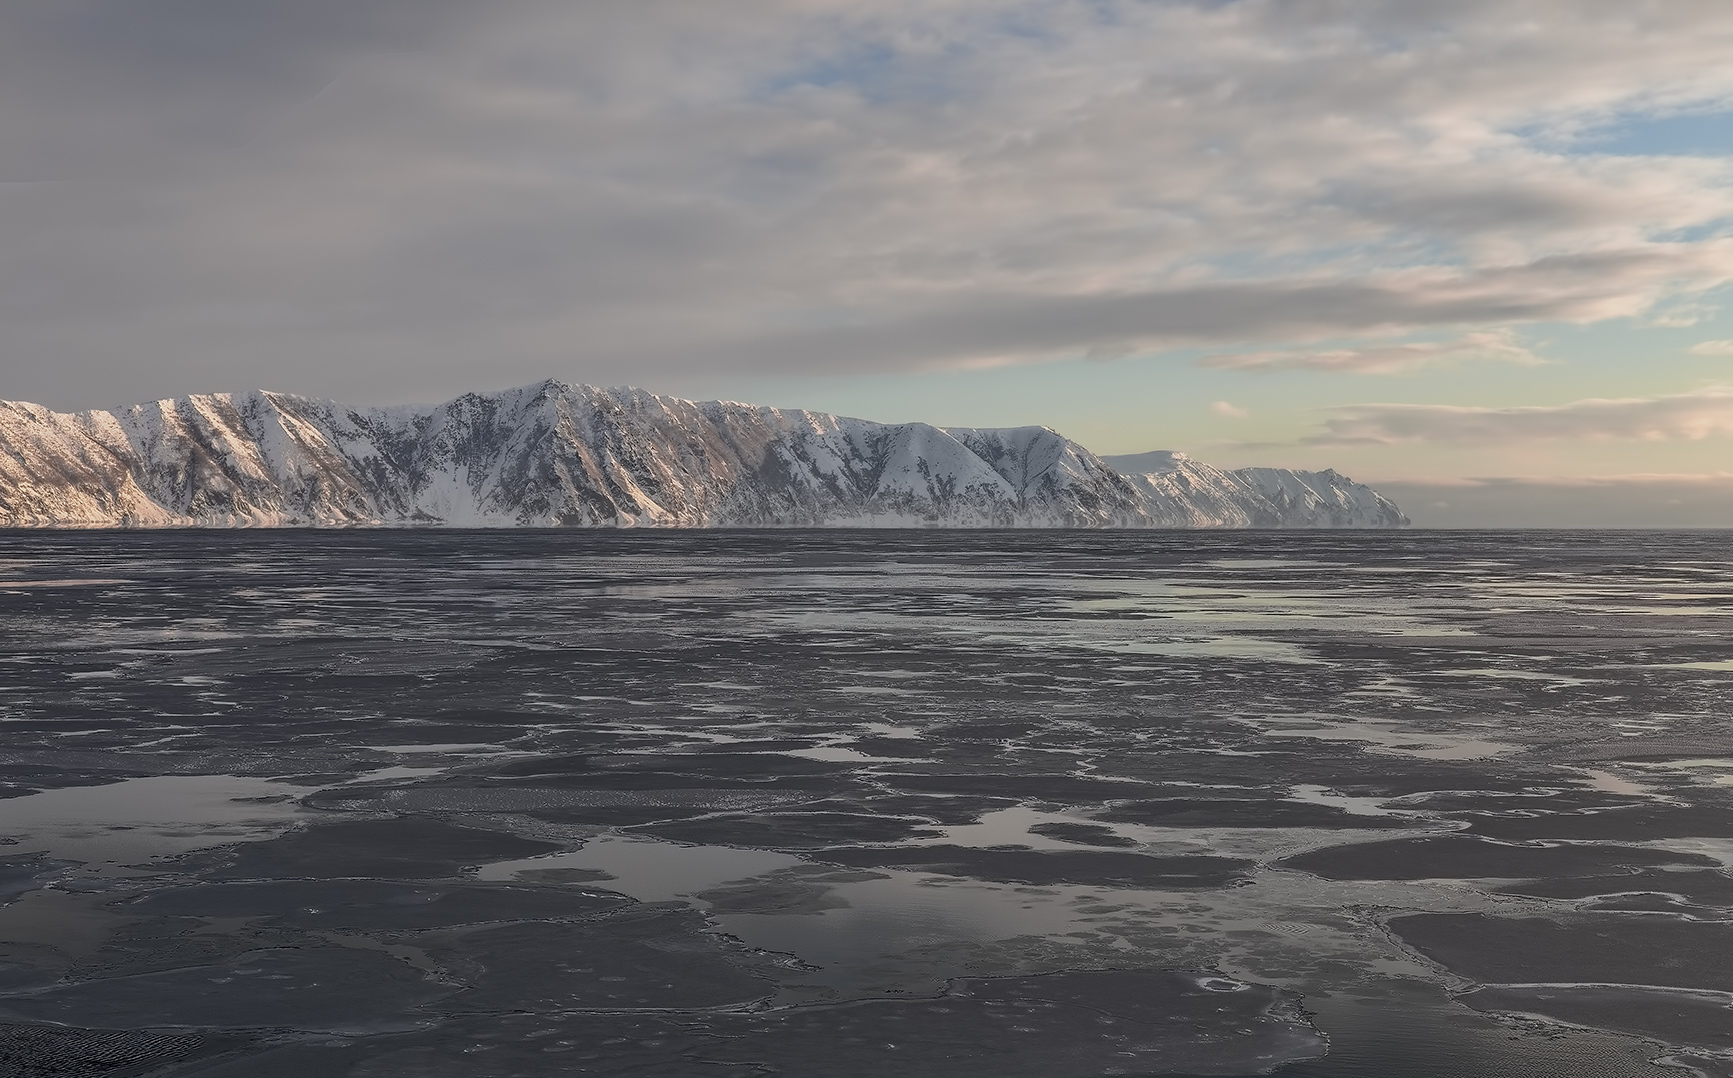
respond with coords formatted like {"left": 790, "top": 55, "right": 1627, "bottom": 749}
{"left": 2, "top": 529, "right": 1732, "bottom": 1077}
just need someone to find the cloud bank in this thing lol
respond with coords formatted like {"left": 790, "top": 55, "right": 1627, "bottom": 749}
{"left": 1307, "top": 387, "right": 1733, "bottom": 446}
{"left": 4, "top": 1, "right": 1733, "bottom": 406}
{"left": 1198, "top": 331, "right": 1547, "bottom": 375}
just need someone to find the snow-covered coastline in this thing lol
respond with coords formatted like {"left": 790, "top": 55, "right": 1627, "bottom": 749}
{"left": 0, "top": 380, "right": 1407, "bottom": 528}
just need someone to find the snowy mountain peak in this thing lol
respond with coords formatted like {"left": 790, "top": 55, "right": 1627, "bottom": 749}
{"left": 0, "top": 382, "right": 1407, "bottom": 529}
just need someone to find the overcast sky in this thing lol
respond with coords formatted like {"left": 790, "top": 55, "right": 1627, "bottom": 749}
{"left": 4, "top": 1, "right": 1733, "bottom": 524}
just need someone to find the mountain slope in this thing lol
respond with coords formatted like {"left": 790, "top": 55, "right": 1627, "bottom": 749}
{"left": 0, "top": 381, "right": 1405, "bottom": 528}
{"left": 1100, "top": 451, "right": 1409, "bottom": 529}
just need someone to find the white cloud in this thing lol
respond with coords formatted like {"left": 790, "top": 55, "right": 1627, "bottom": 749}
{"left": 1689, "top": 339, "right": 1733, "bottom": 355}
{"left": 5, "top": 2, "right": 1733, "bottom": 405}
{"left": 1198, "top": 330, "right": 1547, "bottom": 374}
{"left": 1306, "top": 386, "right": 1733, "bottom": 446}
{"left": 1211, "top": 400, "right": 1248, "bottom": 418}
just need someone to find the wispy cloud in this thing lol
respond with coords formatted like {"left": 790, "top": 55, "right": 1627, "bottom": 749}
{"left": 1306, "top": 386, "right": 1733, "bottom": 446}
{"left": 1211, "top": 400, "right": 1248, "bottom": 418}
{"left": 658, "top": 245, "right": 1733, "bottom": 374}
{"left": 1198, "top": 330, "right": 1547, "bottom": 374}
{"left": 1689, "top": 339, "right": 1733, "bottom": 355}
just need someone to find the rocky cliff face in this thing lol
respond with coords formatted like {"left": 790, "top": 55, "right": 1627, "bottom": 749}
{"left": 0, "top": 380, "right": 1407, "bottom": 528}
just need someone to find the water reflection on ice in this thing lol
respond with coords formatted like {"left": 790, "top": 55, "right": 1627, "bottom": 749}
{"left": 715, "top": 871, "right": 1098, "bottom": 992}
{"left": 785, "top": 744, "right": 918, "bottom": 764}
{"left": 1576, "top": 768, "right": 1653, "bottom": 796}
{"left": 1256, "top": 718, "right": 1513, "bottom": 760}
{"left": 1652, "top": 659, "right": 1733, "bottom": 672}
{"left": 342, "top": 765, "right": 451, "bottom": 785}
{"left": 480, "top": 833, "right": 1109, "bottom": 992}
{"left": 477, "top": 835, "right": 801, "bottom": 899}
{"left": 0, "top": 776, "right": 305, "bottom": 867}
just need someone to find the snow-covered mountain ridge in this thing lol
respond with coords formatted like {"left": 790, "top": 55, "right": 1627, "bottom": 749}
{"left": 0, "top": 380, "right": 1407, "bottom": 528}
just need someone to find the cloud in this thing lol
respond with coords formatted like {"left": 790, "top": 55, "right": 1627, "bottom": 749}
{"left": 614, "top": 244, "right": 1733, "bottom": 375}
{"left": 1211, "top": 400, "right": 1248, "bottom": 418}
{"left": 0, "top": 0, "right": 488, "bottom": 181}
{"left": 6, "top": 2, "right": 1733, "bottom": 406}
{"left": 1306, "top": 386, "right": 1733, "bottom": 446}
{"left": 1198, "top": 330, "right": 1547, "bottom": 374}
{"left": 1689, "top": 339, "right": 1733, "bottom": 355}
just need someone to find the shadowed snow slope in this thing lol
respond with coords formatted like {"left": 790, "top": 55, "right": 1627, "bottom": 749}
{"left": 0, "top": 381, "right": 1406, "bottom": 528}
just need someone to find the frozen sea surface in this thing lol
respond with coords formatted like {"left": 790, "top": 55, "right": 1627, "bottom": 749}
{"left": 1, "top": 529, "right": 1732, "bottom": 1077}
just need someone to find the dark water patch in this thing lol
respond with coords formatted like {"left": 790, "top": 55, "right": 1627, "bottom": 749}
{"left": 124, "top": 879, "right": 626, "bottom": 929}
{"left": 212, "top": 818, "right": 563, "bottom": 881}
{"left": 683, "top": 739, "right": 830, "bottom": 752}
{"left": 1463, "top": 984, "right": 1733, "bottom": 1055}
{"left": 930, "top": 720, "right": 1041, "bottom": 741}
{"left": 693, "top": 866, "right": 881, "bottom": 915}
{"left": 137, "top": 639, "right": 497, "bottom": 678}
{"left": 1579, "top": 891, "right": 1727, "bottom": 916}
{"left": 360, "top": 720, "right": 536, "bottom": 744}
{"left": 56, "top": 910, "right": 285, "bottom": 983}
{"left": 510, "top": 866, "right": 617, "bottom": 885}
{"left": 0, "top": 775, "right": 307, "bottom": 866}
{"left": 698, "top": 970, "right": 1322, "bottom": 1078}
{"left": 578, "top": 751, "right": 862, "bottom": 780}
{"left": 1026, "top": 821, "right": 1141, "bottom": 847}
{"left": 168, "top": 1013, "right": 726, "bottom": 1077}
{"left": 1094, "top": 750, "right": 1551, "bottom": 800}
{"left": 522, "top": 803, "right": 722, "bottom": 825}
{"left": 430, "top": 905, "right": 776, "bottom": 1012}
{"left": 1497, "top": 868, "right": 1733, "bottom": 908}
{"left": 1462, "top": 802, "right": 1733, "bottom": 841}
{"left": 1269, "top": 981, "right": 1683, "bottom": 1078}
{"left": 1403, "top": 790, "right": 1647, "bottom": 813}
{"left": 1283, "top": 834, "right": 1712, "bottom": 881}
{"left": 0, "top": 855, "right": 66, "bottom": 906}
{"left": 256, "top": 970, "right": 1320, "bottom": 1078}
{"left": 1552, "top": 738, "right": 1733, "bottom": 764}
{"left": 814, "top": 845, "right": 1254, "bottom": 888}
{"left": 0, "top": 768, "right": 150, "bottom": 796}
{"left": 852, "top": 735, "right": 935, "bottom": 758}
{"left": 0, "top": 944, "right": 452, "bottom": 1031}
{"left": 841, "top": 793, "right": 1019, "bottom": 825}
{"left": 304, "top": 783, "right": 817, "bottom": 817}
{"left": 1389, "top": 912, "right": 1733, "bottom": 992}
{"left": 1098, "top": 798, "right": 1411, "bottom": 830}
{"left": 486, "top": 752, "right": 615, "bottom": 776}
{"left": 0, "top": 962, "right": 59, "bottom": 995}
{"left": 644, "top": 811, "right": 943, "bottom": 849}
{"left": 877, "top": 772, "right": 1142, "bottom": 804}
{"left": 479, "top": 766, "right": 852, "bottom": 792}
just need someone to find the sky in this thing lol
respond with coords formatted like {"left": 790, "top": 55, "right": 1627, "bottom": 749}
{"left": 3, "top": 1, "right": 1733, "bottom": 525}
